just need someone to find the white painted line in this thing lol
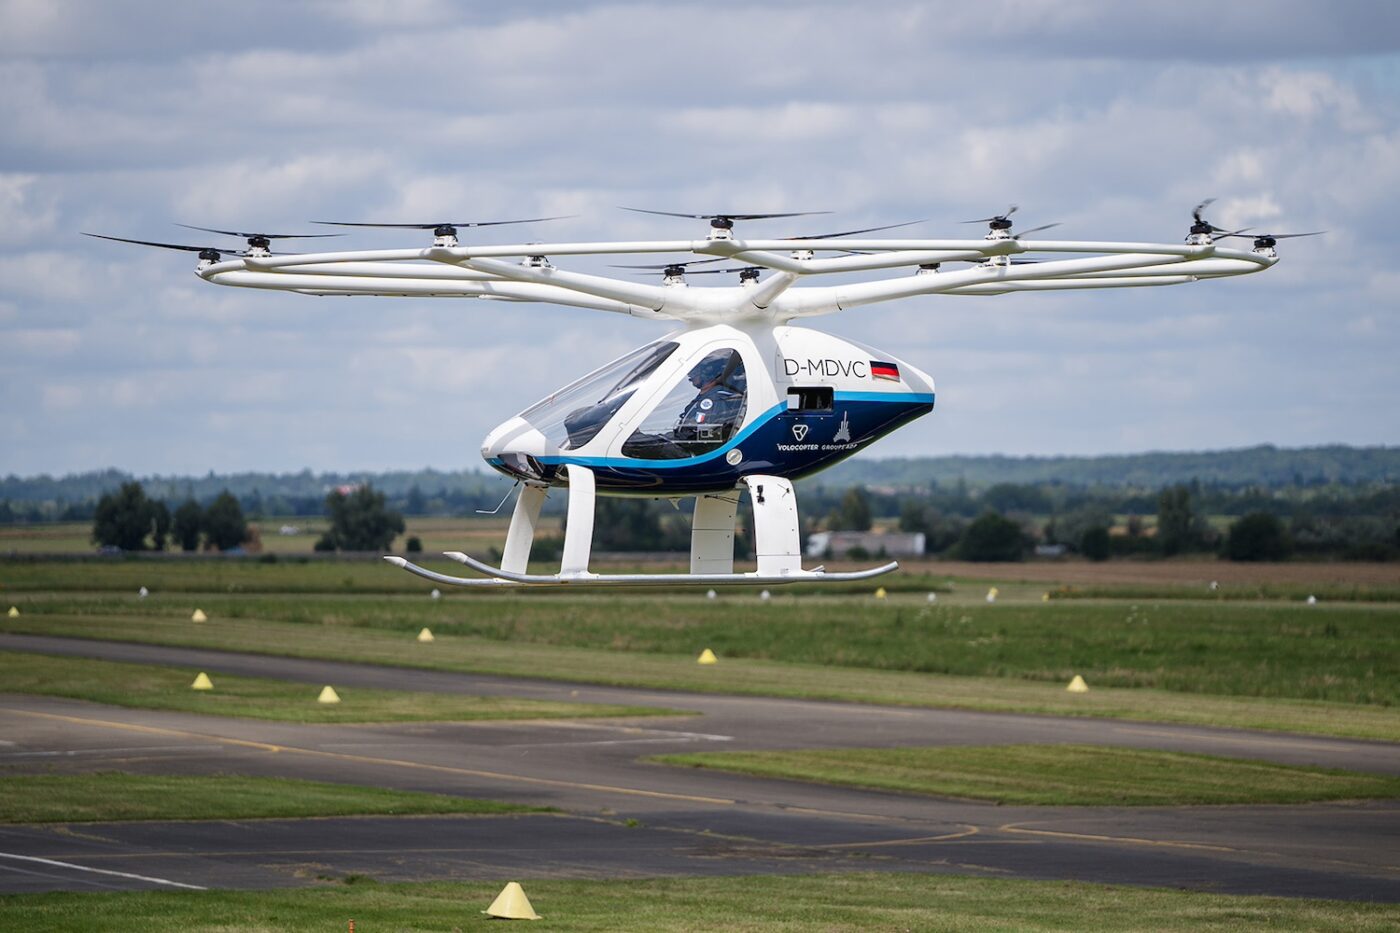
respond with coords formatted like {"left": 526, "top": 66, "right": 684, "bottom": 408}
{"left": 0, "top": 853, "right": 206, "bottom": 890}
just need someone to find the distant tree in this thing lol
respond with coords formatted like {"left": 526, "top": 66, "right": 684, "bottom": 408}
{"left": 203, "top": 490, "right": 248, "bottom": 551}
{"left": 317, "top": 485, "right": 404, "bottom": 552}
{"left": 149, "top": 501, "right": 171, "bottom": 551}
{"left": 405, "top": 485, "right": 427, "bottom": 515}
{"left": 1225, "top": 512, "right": 1291, "bottom": 561}
{"left": 898, "top": 499, "right": 929, "bottom": 535}
{"left": 1080, "top": 526, "right": 1111, "bottom": 562}
{"left": 172, "top": 498, "right": 203, "bottom": 552}
{"left": 828, "top": 486, "right": 873, "bottom": 531}
{"left": 956, "top": 511, "right": 1027, "bottom": 562}
{"left": 92, "top": 482, "right": 161, "bottom": 551}
{"left": 405, "top": 536, "right": 423, "bottom": 553}
{"left": 1157, "top": 484, "right": 1197, "bottom": 556}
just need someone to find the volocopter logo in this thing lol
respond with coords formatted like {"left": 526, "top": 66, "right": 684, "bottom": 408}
{"left": 791, "top": 424, "right": 809, "bottom": 441}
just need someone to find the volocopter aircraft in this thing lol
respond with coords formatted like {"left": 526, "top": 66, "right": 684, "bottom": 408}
{"left": 89, "top": 201, "right": 1314, "bottom": 588}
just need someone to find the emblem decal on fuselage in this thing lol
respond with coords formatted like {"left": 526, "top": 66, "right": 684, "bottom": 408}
{"left": 791, "top": 423, "right": 810, "bottom": 441}
{"left": 832, "top": 411, "right": 852, "bottom": 443}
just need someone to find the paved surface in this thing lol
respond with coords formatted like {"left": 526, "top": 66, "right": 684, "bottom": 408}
{"left": 1, "top": 634, "right": 1398, "bottom": 900}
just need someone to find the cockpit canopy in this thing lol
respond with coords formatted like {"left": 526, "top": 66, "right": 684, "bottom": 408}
{"left": 517, "top": 339, "right": 749, "bottom": 460}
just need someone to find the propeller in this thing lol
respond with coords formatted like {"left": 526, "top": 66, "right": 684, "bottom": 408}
{"left": 83, "top": 232, "right": 267, "bottom": 262}
{"left": 962, "top": 205, "right": 1059, "bottom": 237}
{"left": 783, "top": 219, "right": 926, "bottom": 240}
{"left": 311, "top": 216, "right": 572, "bottom": 239}
{"left": 614, "top": 220, "right": 927, "bottom": 267}
{"left": 1187, "top": 198, "right": 1242, "bottom": 237}
{"left": 1220, "top": 229, "right": 1324, "bottom": 249}
{"left": 620, "top": 207, "right": 830, "bottom": 231}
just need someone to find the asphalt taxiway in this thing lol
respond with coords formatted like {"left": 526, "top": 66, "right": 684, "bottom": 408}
{"left": 1, "top": 634, "right": 1397, "bottom": 900}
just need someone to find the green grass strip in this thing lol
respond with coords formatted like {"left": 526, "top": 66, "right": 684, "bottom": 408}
{"left": 0, "top": 651, "right": 666, "bottom": 723}
{"left": 2, "top": 873, "right": 1398, "bottom": 931}
{"left": 653, "top": 744, "right": 1400, "bottom": 806}
{"left": 0, "top": 773, "right": 535, "bottom": 823}
{"left": 4, "top": 614, "right": 1398, "bottom": 741}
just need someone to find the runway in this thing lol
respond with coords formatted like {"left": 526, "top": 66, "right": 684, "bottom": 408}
{"left": 2, "top": 634, "right": 1398, "bottom": 901}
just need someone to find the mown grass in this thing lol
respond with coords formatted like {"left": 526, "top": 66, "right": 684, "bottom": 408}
{"left": 7, "top": 587, "right": 1397, "bottom": 706}
{"left": 3, "top": 873, "right": 1398, "bottom": 931}
{"left": 0, "top": 651, "right": 663, "bottom": 723}
{"left": 0, "top": 773, "right": 533, "bottom": 823}
{"left": 4, "top": 613, "right": 1398, "bottom": 741}
{"left": 652, "top": 744, "right": 1400, "bottom": 806}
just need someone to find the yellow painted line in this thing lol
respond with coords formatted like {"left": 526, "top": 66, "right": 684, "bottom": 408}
{"left": 998, "top": 822, "right": 1238, "bottom": 853}
{"left": 2, "top": 707, "right": 736, "bottom": 806}
{"left": 809, "top": 825, "right": 981, "bottom": 849}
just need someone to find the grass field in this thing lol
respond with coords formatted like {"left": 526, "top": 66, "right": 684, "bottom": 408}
{"left": 653, "top": 744, "right": 1400, "bottom": 806}
{"left": 3, "top": 873, "right": 1397, "bottom": 931}
{"left": 3, "top": 557, "right": 1398, "bottom": 738}
{"left": 0, "top": 651, "right": 664, "bottom": 722}
{"left": 0, "top": 774, "right": 533, "bottom": 823}
{"left": 6, "top": 583, "right": 1397, "bottom": 705}
{"left": 4, "top": 612, "right": 1398, "bottom": 740}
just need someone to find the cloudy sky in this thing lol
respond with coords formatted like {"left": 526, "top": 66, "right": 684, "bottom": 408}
{"left": 3, "top": 1, "right": 1397, "bottom": 477}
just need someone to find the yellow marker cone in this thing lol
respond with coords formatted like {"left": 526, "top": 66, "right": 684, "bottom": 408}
{"left": 191, "top": 672, "right": 213, "bottom": 690}
{"left": 697, "top": 648, "right": 718, "bottom": 665}
{"left": 7, "top": 606, "right": 18, "bottom": 618}
{"left": 191, "top": 609, "right": 208, "bottom": 623}
{"left": 416, "top": 627, "right": 435, "bottom": 643}
{"left": 317, "top": 685, "right": 341, "bottom": 704}
{"left": 1067, "top": 674, "right": 1089, "bottom": 693}
{"left": 874, "top": 587, "right": 887, "bottom": 600}
{"left": 483, "top": 881, "right": 541, "bottom": 920}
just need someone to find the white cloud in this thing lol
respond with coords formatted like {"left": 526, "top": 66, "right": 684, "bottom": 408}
{"left": 1, "top": 2, "right": 1397, "bottom": 475}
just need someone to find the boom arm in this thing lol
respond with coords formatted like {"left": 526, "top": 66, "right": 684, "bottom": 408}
{"left": 191, "top": 228, "right": 1278, "bottom": 324}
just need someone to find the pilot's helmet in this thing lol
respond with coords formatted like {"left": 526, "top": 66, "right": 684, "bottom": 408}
{"left": 689, "top": 352, "right": 734, "bottom": 387}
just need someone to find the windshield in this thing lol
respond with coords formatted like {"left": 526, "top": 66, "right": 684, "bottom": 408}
{"left": 520, "top": 340, "right": 679, "bottom": 449}
{"left": 622, "top": 348, "right": 748, "bottom": 459}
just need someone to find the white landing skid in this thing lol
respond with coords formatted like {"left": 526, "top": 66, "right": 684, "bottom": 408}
{"left": 383, "top": 469, "right": 898, "bottom": 589}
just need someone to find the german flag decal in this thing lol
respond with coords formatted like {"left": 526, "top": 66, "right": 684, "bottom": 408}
{"left": 870, "top": 360, "right": 900, "bottom": 381}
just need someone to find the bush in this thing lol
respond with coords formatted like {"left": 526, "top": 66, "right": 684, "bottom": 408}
{"left": 956, "top": 511, "right": 1027, "bottom": 562}
{"left": 1225, "top": 512, "right": 1292, "bottom": 562}
{"left": 1080, "top": 526, "right": 1111, "bottom": 562}
{"left": 406, "top": 536, "right": 423, "bottom": 553}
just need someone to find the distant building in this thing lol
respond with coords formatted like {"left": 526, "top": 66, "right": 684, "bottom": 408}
{"left": 806, "top": 530, "right": 926, "bottom": 559}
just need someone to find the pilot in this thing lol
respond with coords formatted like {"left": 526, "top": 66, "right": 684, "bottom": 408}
{"left": 674, "top": 352, "right": 745, "bottom": 450}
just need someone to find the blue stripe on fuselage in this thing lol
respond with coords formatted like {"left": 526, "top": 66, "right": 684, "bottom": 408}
{"left": 534, "top": 391, "right": 933, "bottom": 472}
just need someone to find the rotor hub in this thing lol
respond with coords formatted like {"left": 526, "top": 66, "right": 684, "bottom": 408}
{"left": 247, "top": 235, "right": 271, "bottom": 251}
{"left": 198, "top": 248, "right": 223, "bottom": 262}
{"left": 738, "top": 267, "right": 760, "bottom": 284}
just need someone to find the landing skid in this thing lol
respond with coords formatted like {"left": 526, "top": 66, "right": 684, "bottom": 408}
{"left": 385, "top": 469, "right": 900, "bottom": 590}
{"left": 384, "top": 552, "right": 897, "bottom": 588}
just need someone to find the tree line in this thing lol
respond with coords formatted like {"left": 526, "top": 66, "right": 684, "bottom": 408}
{"left": 90, "top": 482, "right": 405, "bottom": 553}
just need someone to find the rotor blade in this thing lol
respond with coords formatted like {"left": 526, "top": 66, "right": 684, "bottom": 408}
{"left": 785, "top": 219, "right": 926, "bottom": 239}
{"left": 608, "top": 257, "right": 728, "bottom": 270}
{"left": 686, "top": 266, "right": 762, "bottom": 275}
{"left": 1192, "top": 198, "right": 1216, "bottom": 224}
{"left": 1267, "top": 230, "right": 1326, "bottom": 239}
{"left": 962, "top": 204, "right": 1019, "bottom": 224}
{"left": 175, "top": 224, "right": 343, "bottom": 240}
{"left": 1014, "top": 222, "right": 1061, "bottom": 237}
{"left": 310, "top": 216, "right": 572, "bottom": 229}
{"left": 83, "top": 233, "right": 243, "bottom": 255}
{"left": 619, "top": 207, "right": 831, "bottom": 221}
